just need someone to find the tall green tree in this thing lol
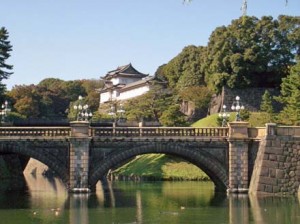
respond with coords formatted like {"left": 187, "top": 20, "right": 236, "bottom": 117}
{"left": 158, "top": 45, "right": 206, "bottom": 90}
{"left": 260, "top": 90, "right": 274, "bottom": 114}
{"left": 204, "top": 16, "right": 300, "bottom": 92}
{"left": 259, "top": 90, "right": 275, "bottom": 123}
{"left": 159, "top": 104, "right": 187, "bottom": 126}
{"left": 0, "top": 27, "right": 13, "bottom": 96}
{"left": 276, "top": 61, "right": 300, "bottom": 125}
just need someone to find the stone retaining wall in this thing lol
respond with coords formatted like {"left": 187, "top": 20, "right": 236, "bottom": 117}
{"left": 249, "top": 125, "right": 300, "bottom": 195}
{"left": 209, "top": 87, "right": 280, "bottom": 114}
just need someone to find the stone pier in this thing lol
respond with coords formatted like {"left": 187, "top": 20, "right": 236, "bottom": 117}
{"left": 227, "top": 122, "right": 249, "bottom": 193}
{"left": 69, "top": 121, "right": 91, "bottom": 193}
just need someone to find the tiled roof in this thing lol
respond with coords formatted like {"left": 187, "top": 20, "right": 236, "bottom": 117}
{"left": 120, "top": 76, "right": 154, "bottom": 92}
{"left": 102, "top": 63, "right": 148, "bottom": 79}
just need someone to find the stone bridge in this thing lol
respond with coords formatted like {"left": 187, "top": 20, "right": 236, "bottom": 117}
{"left": 0, "top": 122, "right": 299, "bottom": 195}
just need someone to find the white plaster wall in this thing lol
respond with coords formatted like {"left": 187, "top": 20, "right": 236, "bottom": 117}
{"left": 111, "top": 78, "right": 119, "bottom": 85}
{"left": 100, "top": 92, "right": 111, "bottom": 103}
{"left": 119, "top": 86, "right": 150, "bottom": 100}
{"left": 111, "top": 77, "right": 139, "bottom": 85}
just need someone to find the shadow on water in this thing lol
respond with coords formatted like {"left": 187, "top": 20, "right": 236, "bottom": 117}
{"left": 0, "top": 176, "right": 31, "bottom": 209}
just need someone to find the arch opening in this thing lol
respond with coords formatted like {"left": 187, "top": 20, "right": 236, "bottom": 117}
{"left": 90, "top": 142, "right": 228, "bottom": 192}
{"left": 0, "top": 141, "right": 69, "bottom": 188}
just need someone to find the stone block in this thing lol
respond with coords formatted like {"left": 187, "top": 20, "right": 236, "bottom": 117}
{"left": 265, "top": 146, "right": 283, "bottom": 155}
{"left": 230, "top": 155, "right": 238, "bottom": 160}
{"left": 265, "top": 140, "right": 273, "bottom": 147}
{"left": 260, "top": 167, "right": 269, "bottom": 176}
{"left": 291, "top": 158, "right": 297, "bottom": 163}
{"left": 276, "top": 169, "right": 285, "bottom": 179}
{"left": 260, "top": 176, "right": 277, "bottom": 185}
{"left": 257, "top": 184, "right": 265, "bottom": 192}
{"left": 230, "top": 163, "right": 238, "bottom": 168}
{"left": 289, "top": 171, "right": 296, "bottom": 177}
{"left": 263, "top": 154, "right": 269, "bottom": 160}
{"left": 273, "top": 186, "right": 280, "bottom": 193}
{"left": 269, "top": 168, "right": 276, "bottom": 178}
{"left": 284, "top": 162, "right": 291, "bottom": 169}
{"left": 277, "top": 155, "right": 286, "bottom": 162}
{"left": 265, "top": 185, "right": 273, "bottom": 193}
{"left": 294, "top": 128, "right": 300, "bottom": 137}
{"left": 228, "top": 122, "right": 249, "bottom": 139}
{"left": 269, "top": 154, "right": 277, "bottom": 161}
{"left": 262, "top": 160, "right": 279, "bottom": 169}
{"left": 272, "top": 139, "right": 282, "bottom": 147}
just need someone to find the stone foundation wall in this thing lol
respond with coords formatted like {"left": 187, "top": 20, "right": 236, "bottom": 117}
{"left": 249, "top": 126, "right": 300, "bottom": 195}
{"left": 209, "top": 87, "right": 280, "bottom": 114}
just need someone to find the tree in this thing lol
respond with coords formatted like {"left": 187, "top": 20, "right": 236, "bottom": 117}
{"left": 81, "top": 79, "right": 103, "bottom": 112}
{"left": 276, "top": 61, "right": 300, "bottom": 125}
{"left": 8, "top": 85, "right": 40, "bottom": 118}
{"left": 260, "top": 90, "right": 274, "bottom": 114}
{"left": 260, "top": 90, "right": 275, "bottom": 123}
{"left": 159, "top": 104, "right": 187, "bottom": 126}
{"left": 124, "top": 84, "right": 172, "bottom": 122}
{"left": 0, "top": 27, "right": 13, "bottom": 96}
{"left": 158, "top": 45, "right": 206, "bottom": 90}
{"left": 178, "top": 86, "right": 212, "bottom": 119}
{"left": 204, "top": 16, "right": 300, "bottom": 92}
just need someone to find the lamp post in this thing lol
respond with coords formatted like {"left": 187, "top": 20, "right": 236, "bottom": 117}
{"left": 219, "top": 105, "right": 230, "bottom": 127}
{"left": 231, "top": 96, "right": 245, "bottom": 121}
{"left": 108, "top": 103, "right": 126, "bottom": 123}
{"left": 108, "top": 105, "right": 116, "bottom": 121}
{"left": 73, "top": 95, "right": 93, "bottom": 121}
{"left": 117, "top": 103, "right": 125, "bottom": 122}
{"left": 1, "top": 100, "right": 10, "bottom": 123}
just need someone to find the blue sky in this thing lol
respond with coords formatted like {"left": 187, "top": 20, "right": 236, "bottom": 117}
{"left": 1, "top": 0, "right": 299, "bottom": 90}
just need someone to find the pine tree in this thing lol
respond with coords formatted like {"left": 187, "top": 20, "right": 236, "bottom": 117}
{"left": 276, "top": 61, "right": 300, "bottom": 125}
{"left": 260, "top": 90, "right": 274, "bottom": 114}
{"left": 0, "top": 27, "right": 13, "bottom": 94}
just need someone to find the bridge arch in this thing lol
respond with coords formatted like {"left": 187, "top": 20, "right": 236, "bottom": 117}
{"left": 0, "top": 141, "right": 69, "bottom": 186}
{"left": 89, "top": 141, "right": 228, "bottom": 191}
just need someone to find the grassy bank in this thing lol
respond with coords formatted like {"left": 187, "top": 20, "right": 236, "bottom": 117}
{"left": 112, "top": 154, "right": 209, "bottom": 181}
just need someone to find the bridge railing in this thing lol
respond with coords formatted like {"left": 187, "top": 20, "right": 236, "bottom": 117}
{"left": 91, "top": 127, "right": 228, "bottom": 138}
{"left": 0, "top": 127, "right": 71, "bottom": 137}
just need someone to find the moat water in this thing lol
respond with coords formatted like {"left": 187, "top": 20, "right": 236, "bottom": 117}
{"left": 0, "top": 175, "right": 300, "bottom": 224}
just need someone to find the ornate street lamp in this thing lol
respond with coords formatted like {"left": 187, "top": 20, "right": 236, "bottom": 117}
{"left": 108, "top": 103, "right": 126, "bottom": 122}
{"left": 117, "top": 103, "right": 126, "bottom": 122}
{"left": 218, "top": 105, "right": 230, "bottom": 127}
{"left": 231, "top": 96, "right": 245, "bottom": 121}
{"left": 108, "top": 105, "right": 116, "bottom": 117}
{"left": 1, "top": 100, "right": 10, "bottom": 123}
{"left": 73, "top": 96, "right": 93, "bottom": 121}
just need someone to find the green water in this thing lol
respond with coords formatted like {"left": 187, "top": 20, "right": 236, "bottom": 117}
{"left": 0, "top": 175, "right": 299, "bottom": 224}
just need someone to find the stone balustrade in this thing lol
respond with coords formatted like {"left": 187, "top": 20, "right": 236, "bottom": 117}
{"left": 0, "top": 127, "right": 71, "bottom": 137}
{"left": 91, "top": 127, "right": 229, "bottom": 138}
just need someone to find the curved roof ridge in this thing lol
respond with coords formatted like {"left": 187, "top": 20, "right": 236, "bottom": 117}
{"left": 102, "top": 63, "right": 148, "bottom": 79}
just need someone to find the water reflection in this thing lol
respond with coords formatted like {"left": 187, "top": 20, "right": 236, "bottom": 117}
{"left": 0, "top": 175, "right": 300, "bottom": 224}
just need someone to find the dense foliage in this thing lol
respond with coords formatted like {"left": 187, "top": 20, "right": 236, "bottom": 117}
{"left": 159, "top": 16, "right": 300, "bottom": 94}
{"left": 7, "top": 78, "right": 102, "bottom": 121}
{"left": 276, "top": 61, "right": 300, "bottom": 125}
